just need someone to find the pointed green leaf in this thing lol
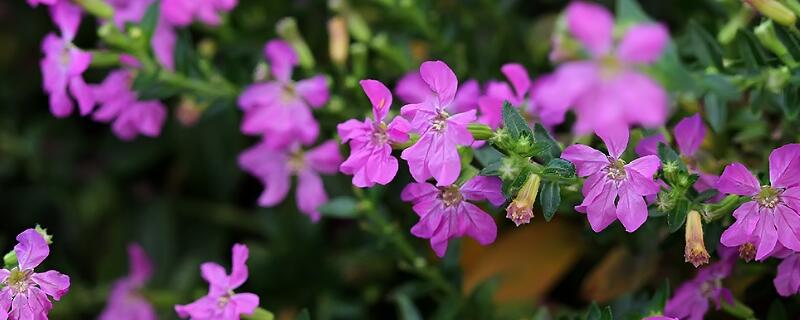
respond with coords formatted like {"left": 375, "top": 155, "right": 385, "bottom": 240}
{"left": 668, "top": 198, "right": 689, "bottom": 233}
{"left": 540, "top": 182, "right": 560, "bottom": 222}
{"left": 534, "top": 123, "right": 560, "bottom": 162}
{"left": 502, "top": 102, "right": 533, "bottom": 140}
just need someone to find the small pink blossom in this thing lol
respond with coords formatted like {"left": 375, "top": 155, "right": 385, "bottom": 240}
{"left": 773, "top": 249, "right": 800, "bottom": 296}
{"left": 91, "top": 70, "right": 168, "bottom": 140}
{"left": 399, "top": 61, "right": 477, "bottom": 186}
{"left": 534, "top": 1, "right": 669, "bottom": 134}
{"left": 239, "top": 140, "right": 342, "bottom": 222}
{"left": 100, "top": 244, "right": 156, "bottom": 320}
{"left": 160, "top": 0, "right": 237, "bottom": 26}
{"left": 0, "top": 229, "right": 71, "bottom": 319}
{"left": 562, "top": 127, "right": 661, "bottom": 232}
{"left": 477, "top": 63, "right": 557, "bottom": 129}
{"left": 238, "top": 40, "right": 329, "bottom": 149}
{"left": 106, "top": 0, "right": 176, "bottom": 70}
{"left": 175, "top": 244, "right": 259, "bottom": 320}
{"left": 40, "top": 2, "right": 94, "bottom": 118}
{"left": 401, "top": 176, "right": 505, "bottom": 257}
{"left": 664, "top": 247, "right": 737, "bottom": 320}
{"left": 338, "top": 80, "right": 410, "bottom": 187}
{"left": 716, "top": 144, "right": 800, "bottom": 260}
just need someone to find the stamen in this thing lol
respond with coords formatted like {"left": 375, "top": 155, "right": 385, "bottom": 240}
{"left": 440, "top": 186, "right": 463, "bottom": 207}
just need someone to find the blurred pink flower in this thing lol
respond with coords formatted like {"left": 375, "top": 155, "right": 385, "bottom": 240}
{"left": 239, "top": 140, "right": 341, "bottom": 222}
{"left": 562, "top": 126, "right": 661, "bottom": 232}
{"left": 0, "top": 229, "right": 71, "bottom": 319}
{"left": 664, "top": 247, "right": 737, "bottom": 320}
{"left": 175, "top": 244, "right": 259, "bottom": 320}
{"left": 338, "top": 80, "right": 410, "bottom": 187}
{"left": 774, "top": 249, "right": 800, "bottom": 296}
{"left": 534, "top": 1, "right": 669, "bottom": 134}
{"left": 401, "top": 176, "right": 505, "bottom": 257}
{"left": 106, "top": 0, "right": 176, "bottom": 70}
{"left": 26, "top": 0, "right": 58, "bottom": 7}
{"left": 40, "top": 1, "right": 94, "bottom": 118}
{"left": 92, "top": 70, "right": 168, "bottom": 141}
{"left": 238, "top": 40, "right": 329, "bottom": 149}
{"left": 716, "top": 144, "right": 800, "bottom": 260}
{"left": 477, "top": 63, "right": 557, "bottom": 129}
{"left": 394, "top": 71, "right": 479, "bottom": 114}
{"left": 161, "top": 0, "right": 237, "bottom": 26}
{"left": 100, "top": 244, "right": 156, "bottom": 320}
{"left": 399, "top": 61, "right": 477, "bottom": 186}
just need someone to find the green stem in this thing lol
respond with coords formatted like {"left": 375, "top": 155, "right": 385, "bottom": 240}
{"left": 702, "top": 195, "right": 745, "bottom": 222}
{"left": 721, "top": 297, "right": 756, "bottom": 319}
{"left": 353, "top": 188, "right": 457, "bottom": 297}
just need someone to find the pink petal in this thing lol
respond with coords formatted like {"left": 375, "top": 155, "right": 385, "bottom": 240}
{"left": 419, "top": 60, "right": 458, "bottom": 107}
{"left": 49, "top": 88, "right": 74, "bottom": 118}
{"left": 501, "top": 63, "right": 531, "bottom": 99}
{"left": 460, "top": 176, "right": 505, "bottom": 206}
{"left": 617, "top": 23, "right": 669, "bottom": 64}
{"left": 306, "top": 140, "right": 342, "bottom": 174}
{"left": 10, "top": 294, "right": 35, "bottom": 320}
{"left": 14, "top": 229, "right": 49, "bottom": 270}
{"left": 774, "top": 254, "right": 800, "bottom": 296}
{"left": 128, "top": 243, "right": 153, "bottom": 284}
{"left": 296, "top": 170, "right": 327, "bottom": 222}
{"left": 720, "top": 202, "right": 760, "bottom": 247}
{"left": 775, "top": 205, "right": 800, "bottom": 252}
{"left": 716, "top": 163, "right": 760, "bottom": 196}
{"left": 69, "top": 76, "right": 94, "bottom": 116}
{"left": 626, "top": 155, "right": 661, "bottom": 179}
{"left": 400, "top": 134, "right": 434, "bottom": 183}
{"left": 360, "top": 79, "right": 393, "bottom": 122}
{"left": 635, "top": 134, "right": 666, "bottom": 157}
{"left": 426, "top": 134, "right": 462, "bottom": 186}
{"left": 595, "top": 123, "right": 629, "bottom": 159}
{"left": 337, "top": 118, "right": 369, "bottom": 143}
{"left": 152, "top": 20, "right": 177, "bottom": 71}
{"left": 229, "top": 244, "right": 249, "bottom": 289}
{"left": 200, "top": 262, "right": 229, "bottom": 295}
{"left": 533, "top": 62, "right": 597, "bottom": 118}
{"left": 477, "top": 95, "right": 503, "bottom": 129}
{"left": 585, "top": 182, "right": 618, "bottom": 232}
{"left": 386, "top": 116, "right": 411, "bottom": 143}
{"left": 460, "top": 202, "right": 498, "bottom": 245}
{"left": 561, "top": 145, "right": 610, "bottom": 177}
{"left": 674, "top": 113, "right": 706, "bottom": 157}
{"left": 616, "top": 184, "right": 648, "bottom": 232}
{"left": 364, "top": 149, "right": 398, "bottom": 186}
{"left": 756, "top": 213, "right": 779, "bottom": 260}
{"left": 400, "top": 182, "right": 439, "bottom": 202}
{"left": 237, "top": 82, "right": 282, "bottom": 112}
{"left": 769, "top": 144, "right": 800, "bottom": 188}
{"left": 31, "top": 270, "right": 70, "bottom": 300}
{"left": 624, "top": 168, "right": 661, "bottom": 196}
{"left": 264, "top": 40, "right": 298, "bottom": 82}
{"left": 50, "top": 1, "right": 81, "bottom": 41}
{"left": 296, "top": 75, "right": 329, "bottom": 108}
{"left": 394, "top": 72, "right": 433, "bottom": 104}
{"left": 614, "top": 71, "right": 669, "bottom": 129}
{"left": 449, "top": 79, "right": 480, "bottom": 114}
{"left": 231, "top": 293, "right": 259, "bottom": 316}
{"left": 410, "top": 199, "right": 444, "bottom": 237}
{"left": 566, "top": 1, "right": 614, "bottom": 57}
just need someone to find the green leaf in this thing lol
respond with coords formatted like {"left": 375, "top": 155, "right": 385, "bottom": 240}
{"left": 392, "top": 293, "right": 422, "bottom": 320}
{"left": 502, "top": 164, "right": 532, "bottom": 197}
{"left": 657, "top": 143, "right": 687, "bottom": 172}
{"left": 140, "top": 3, "right": 160, "bottom": 41}
{"left": 479, "top": 158, "right": 503, "bottom": 177}
{"left": 585, "top": 303, "right": 611, "bottom": 320}
{"left": 131, "top": 72, "right": 180, "bottom": 100}
{"left": 768, "top": 300, "right": 787, "bottom": 320}
{"left": 668, "top": 198, "right": 689, "bottom": 233}
{"left": 616, "top": 0, "right": 649, "bottom": 23}
{"left": 473, "top": 146, "right": 503, "bottom": 167}
{"left": 648, "top": 280, "right": 670, "bottom": 313}
{"left": 736, "top": 29, "right": 772, "bottom": 69}
{"left": 704, "top": 93, "right": 727, "bottom": 133}
{"left": 533, "top": 124, "right": 560, "bottom": 163}
{"left": 242, "top": 308, "right": 275, "bottom": 320}
{"left": 687, "top": 20, "right": 724, "bottom": 70}
{"left": 539, "top": 182, "right": 560, "bottom": 222}
{"left": 542, "top": 158, "right": 576, "bottom": 180}
{"left": 318, "top": 197, "right": 358, "bottom": 218}
{"left": 175, "top": 30, "right": 201, "bottom": 77}
{"left": 502, "top": 101, "right": 533, "bottom": 140}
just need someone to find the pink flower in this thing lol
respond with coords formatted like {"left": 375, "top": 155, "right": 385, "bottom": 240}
{"left": 399, "top": 61, "right": 478, "bottom": 186}
{"left": 175, "top": 244, "right": 259, "bottom": 320}
{"left": 106, "top": 0, "right": 176, "bottom": 70}
{"left": 338, "top": 80, "right": 410, "bottom": 187}
{"left": 664, "top": 247, "right": 737, "bottom": 320}
{"left": 92, "top": 70, "right": 167, "bottom": 140}
{"left": 26, "top": 0, "right": 58, "bottom": 7}
{"left": 477, "top": 63, "right": 557, "bottom": 129}
{"left": 636, "top": 114, "right": 720, "bottom": 198}
{"left": 401, "top": 176, "right": 505, "bottom": 257}
{"left": 160, "top": 0, "right": 237, "bottom": 26}
{"left": 774, "top": 250, "right": 800, "bottom": 296}
{"left": 100, "top": 244, "right": 156, "bottom": 320}
{"left": 0, "top": 229, "right": 71, "bottom": 319}
{"left": 394, "top": 71, "right": 479, "bottom": 114}
{"left": 716, "top": 144, "right": 800, "bottom": 260}
{"left": 40, "top": 2, "right": 94, "bottom": 118}
{"left": 239, "top": 140, "right": 342, "bottom": 221}
{"left": 562, "top": 127, "right": 661, "bottom": 232}
{"left": 533, "top": 1, "right": 669, "bottom": 134}
{"left": 238, "top": 40, "right": 329, "bottom": 149}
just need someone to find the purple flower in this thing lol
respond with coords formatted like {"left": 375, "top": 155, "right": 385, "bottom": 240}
{"left": 394, "top": 71, "right": 479, "bottom": 114}
{"left": 238, "top": 40, "right": 329, "bottom": 149}
{"left": 477, "top": 63, "right": 557, "bottom": 130}
{"left": 175, "top": 244, "right": 259, "bottom": 320}
{"left": 106, "top": 0, "right": 176, "bottom": 70}
{"left": 643, "top": 317, "right": 677, "bottom": 320}
{"left": 664, "top": 247, "right": 737, "bottom": 320}
{"left": 161, "top": 0, "right": 238, "bottom": 26}
{"left": 562, "top": 127, "right": 661, "bottom": 232}
{"left": 716, "top": 144, "right": 800, "bottom": 260}
{"left": 100, "top": 244, "right": 156, "bottom": 320}
{"left": 401, "top": 176, "right": 505, "bottom": 257}
{"left": 0, "top": 229, "right": 71, "bottom": 319}
{"left": 338, "top": 80, "right": 410, "bottom": 187}
{"left": 239, "top": 140, "right": 342, "bottom": 222}
{"left": 774, "top": 250, "right": 800, "bottom": 296}
{"left": 40, "top": 2, "right": 94, "bottom": 118}
{"left": 636, "top": 114, "right": 720, "bottom": 198}
{"left": 92, "top": 70, "right": 167, "bottom": 140}
{"left": 26, "top": 0, "right": 58, "bottom": 7}
{"left": 399, "top": 61, "right": 478, "bottom": 186}
{"left": 533, "top": 1, "right": 669, "bottom": 134}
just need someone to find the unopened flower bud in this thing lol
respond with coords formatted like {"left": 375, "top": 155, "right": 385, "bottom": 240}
{"left": 766, "top": 66, "right": 791, "bottom": 92}
{"left": 3, "top": 251, "right": 17, "bottom": 268}
{"left": 745, "top": 0, "right": 797, "bottom": 26}
{"left": 328, "top": 16, "right": 349, "bottom": 67}
{"left": 35, "top": 225, "right": 53, "bottom": 245}
{"left": 755, "top": 20, "right": 796, "bottom": 66}
{"left": 684, "top": 210, "right": 710, "bottom": 267}
{"left": 739, "top": 242, "right": 756, "bottom": 262}
{"left": 506, "top": 173, "right": 541, "bottom": 226}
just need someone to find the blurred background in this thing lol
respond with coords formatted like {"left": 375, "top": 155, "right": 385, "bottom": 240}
{"left": 0, "top": 0, "right": 796, "bottom": 318}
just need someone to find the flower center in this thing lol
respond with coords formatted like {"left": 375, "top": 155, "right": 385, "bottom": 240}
{"left": 431, "top": 111, "right": 450, "bottom": 132}
{"left": 754, "top": 185, "right": 782, "bottom": 209}
{"left": 599, "top": 55, "right": 623, "bottom": 80}
{"left": 288, "top": 150, "right": 305, "bottom": 172}
{"left": 216, "top": 290, "right": 236, "bottom": 308}
{"left": 281, "top": 83, "right": 297, "bottom": 103}
{"left": 6, "top": 268, "right": 32, "bottom": 294}
{"left": 699, "top": 277, "right": 722, "bottom": 298}
{"left": 738, "top": 242, "right": 756, "bottom": 262}
{"left": 603, "top": 158, "right": 627, "bottom": 181}
{"left": 439, "top": 186, "right": 463, "bottom": 207}
{"left": 371, "top": 122, "right": 389, "bottom": 145}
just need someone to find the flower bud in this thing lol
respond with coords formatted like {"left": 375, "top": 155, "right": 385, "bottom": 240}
{"left": 35, "top": 225, "right": 53, "bottom": 245}
{"left": 755, "top": 20, "right": 796, "bottom": 66}
{"left": 745, "top": 0, "right": 797, "bottom": 26}
{"left": 3, "top": 251, "right": 17, "bottom": 268}
{"left": 506, "top": 173, "right": 541, "bottom": 226}
{"left": 684, "top": 210, "right": 710, "bottom": 267}
{"left": 328, "top": 17, "right": 349, "bottom": 67}
{"left": 738, "top": 242, "right": 756, "bottom": 262}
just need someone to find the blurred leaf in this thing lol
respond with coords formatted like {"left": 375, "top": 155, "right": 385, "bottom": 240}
{"left": 668, "top": 198, "right": 689, "bottom": 233}
{"left": 736, "top": 29, "right": 771, "bottom": 69}
{"left": 392, "top": 293, "right": 422, "bottom": 320}
{"left": 131, "top": 71, "right": 180, "bottom": 100}
{"left": 533, "top": 124, "right": 560, "bottom": 163}
{"left": 648, "top": 280, "right": 670, "bottom": 314}
{"left": 616, "top": 0, "right": 648, "bottom": 23}
{"left": 295, "top": 309, "right": 310, "bottom": 320}
{"left": 243, "top": 308, "right": 275, "bottom": 320}
{"left": 502, "top": 102, "right": 533, "bottom": 140}
{"left": 318, "top": 197, "right": 358, "bottom": 218}
{"left": 687, "top": 20, "right": 724, "bottom": 70}
{"left": 539, "top": 181, "right": 560, "bottom": 222}
{"left": 584, "top": 303, "right": 612, "bottom": 320}
{"left": 704, "top": 93, "right": 727, "bottom": 133}
{"left": 140, "top": 3, "right": 160, "bottom": 41}
{"left": 474, "top": 146, "right": 503, "bottom": 167}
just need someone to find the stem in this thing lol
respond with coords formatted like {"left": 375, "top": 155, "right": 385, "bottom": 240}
{"left": 353, "top": 188, "right": 457, "bottom": 297}
{"left": 702, "top": 195, "right": 745, "bottom": 222}
{"left": 721, "top": 297, "right": 756, "bottom": 319}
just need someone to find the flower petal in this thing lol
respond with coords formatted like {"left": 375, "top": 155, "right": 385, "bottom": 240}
{"left": 296, "top": 75, "right": 329, "bottom": 108}
{"left": 755, "top": 213, "right": 779, "bottom": 260}
{"left": 566, "top": 1, "right": 614, "bottom": 57}
{"left": 634, "top": 134, "right": 666, "bottom": 157}
{"left": 14, "top": 229, "right": 49, "bottom": 270}
{"left": 128, "top": 244, "right": 153, "bottom": 284}
{"left": 395, "top": 72, "right": 433, "bottom": 104}
{"left": 306, "top": 140, "right": 343, "bottom": 174}
{"left": 769, "top": 143, "right": 800, "bottom": 188}
{"left": 561, "top": 145, "right": 609, "bottom": 177}
{"left": 460, "top": 176, "right": 505, "bottom": 206}
{"left": 296, "top": 170, "right": 328, "bottom": 222}
{"left": 596, "top": 125, "right": 629, "bottom": 159}
{"left": 774, "top": 254, "right": 800, "bottom": 297}
{"left": 419, "top": 60, "right": 458, "bottom": 107}
{"left": 200, "top": 262, "right": 229, "bottom": 295}
{"left": 617, "top": 23, "right": 669, "bottom": 64}
{"left": 231, "top": 293, "right": 259, "bottom": 316}
{"left": 501, "top": 63, "right": 531, "bottom": 100}
{"left": 626, "top": 155, "right": 661, "bottom": 179}
{"left": 616, "top": 184, "right": 649, "bottom": 232}
{"left": 450, "top": 79, "right": 479, "bottom": 114}
{"left": 674, "top": 113, "right": 705, "bottom": 157}
{"left": 50, "top": 1, "right": 82, "bottom": 41}
{"left": 264, "top": 40, "right": 298, "bottom": 82}
{"left": 31, "top": 270, "right": 70, "bottom": 300}
{"left": 360, "top": 79, "right": 393, "bottom": 122}
{"left": 586, "top": 182, "right": 618, "bottom": 232}
{"left": 716, "top": 163, "right": 760, "bottom": 196}
{"left": 460, "top": 202, "right": 498, "bottom": 246}
{"left": 401, "top": 182, "right": 439, "bottom": 203}
{"left": 775, "top": 205, "right": 800, "bottom": 252}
